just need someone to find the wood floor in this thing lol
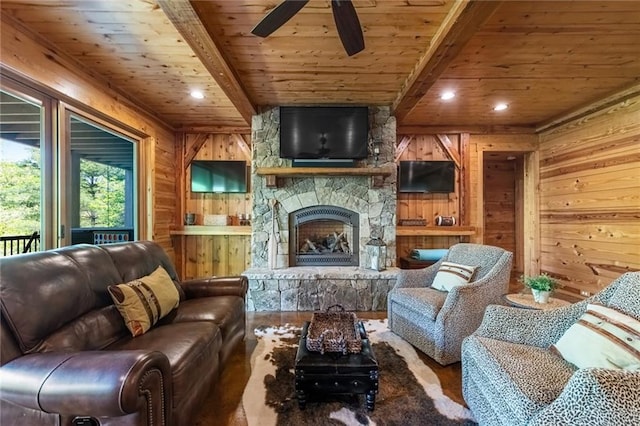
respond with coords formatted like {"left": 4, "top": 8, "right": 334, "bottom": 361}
{"left": 197, "top": 311, "right": 465, "bottom": 426}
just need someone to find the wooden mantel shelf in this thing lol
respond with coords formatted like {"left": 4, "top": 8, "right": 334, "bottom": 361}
{"left": 256, "top": 166, "right": 393, "bottom": 188}
{"left": 395, "top": 226, "right": 476, "bottom": 237}
{"left": 170, "top": 226, "right": 251, "bottom": 236}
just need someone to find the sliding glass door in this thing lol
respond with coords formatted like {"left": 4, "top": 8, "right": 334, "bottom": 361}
{"left": 1, "top": 73, "right": 139, "bottom": 254}
{"left": 63, "top": 112, "right": 137, "bottom": 246}
{"left": 0, "top": 81, "right": 54, "bottom": 256}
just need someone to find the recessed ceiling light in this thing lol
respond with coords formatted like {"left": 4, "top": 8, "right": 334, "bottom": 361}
{"left": 190, "top": 90, "right": 204, "bottom": 99}
{"left": 493, "top": 103, "right": 508, "bottom": 111}
{"left": 441, "top": 91, "right": 455, "bottom": 100}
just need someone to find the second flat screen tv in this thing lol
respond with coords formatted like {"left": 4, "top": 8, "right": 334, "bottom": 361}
{"left": 190, "top": 160, "right": 248, "bottom": 193}
{"left": 279, "top": 106, "right": 369, "bottom": 160}
{"left": 398, "top": 161, "right": 455, "bottom": 193}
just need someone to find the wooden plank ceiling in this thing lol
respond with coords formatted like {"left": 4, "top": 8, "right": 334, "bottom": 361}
{"left": 1, "top": 0, "right": 639, "bottom": 134}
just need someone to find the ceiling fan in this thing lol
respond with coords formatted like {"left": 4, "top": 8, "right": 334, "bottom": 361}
{"left": 251, "top": 0, "right": 365, "bottom": 56}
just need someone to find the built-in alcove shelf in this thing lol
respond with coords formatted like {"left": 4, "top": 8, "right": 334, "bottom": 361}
{"left": 256, "top": 166, "right": 393, "bottom": 188}
{"left": 395, "top": 226, "right": 476, "bottom": 237}
{"left": 170, "top": 226, "right": 251, "bottom": 236}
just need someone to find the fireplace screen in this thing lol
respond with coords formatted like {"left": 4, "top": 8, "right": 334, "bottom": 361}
{"left": 289, "top": 206, "right": 359, "bottom": 266}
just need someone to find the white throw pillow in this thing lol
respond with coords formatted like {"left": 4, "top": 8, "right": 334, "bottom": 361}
{"left": 551, "top": 303, "right": 640, "bottom": 369}
{"left": 431, "top": 261, "right": 478, "bottom": 292}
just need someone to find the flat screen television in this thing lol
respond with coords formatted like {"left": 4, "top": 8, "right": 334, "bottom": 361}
{"left": 279, "top": 106, "right": 369, "bottom": 160}
{"left": 398, "top": 161, "right": 455, "bottom": 193}
{"left": 190, "top": 160, "right": 248, "bottom": 193}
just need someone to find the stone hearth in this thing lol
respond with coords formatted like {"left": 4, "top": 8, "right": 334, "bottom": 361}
{"left": 243, "top": 267, "right": 397, "bottom": 311}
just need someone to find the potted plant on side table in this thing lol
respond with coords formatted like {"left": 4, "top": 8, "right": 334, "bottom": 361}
{"left": 520, "top": 273, "right": 562, "bottom": 304}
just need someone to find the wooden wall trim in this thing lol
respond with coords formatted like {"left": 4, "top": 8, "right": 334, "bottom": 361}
{"left": 523, "top": 151, "right": 540, "bottom": 276}
{"left": 398, "top": 125, "right": 536, "bottom": 135}
{"left": 537, "top": 83, "right": 640, "bottom": 134}
{"left": 435, "top": 134, "right": 461, "bottom": 168}
{"left": 184, "top": 133, "right": 209, "bottom": 168}
{"left": 459, "top": 133, "right": 470, "bottom": 226}
{"left": 395, "top": 135, "right": 413, "bottom": 162}
{"left": 231, "top": 134, "right": 252, "bottom": 159}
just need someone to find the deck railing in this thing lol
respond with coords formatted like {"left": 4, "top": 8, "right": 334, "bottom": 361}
{"left": 1, "top": 232, "right": 40, "bottom": 257}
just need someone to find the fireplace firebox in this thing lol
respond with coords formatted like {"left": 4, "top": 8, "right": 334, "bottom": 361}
{"left": 289, "top": 206, "right": 359, "bottom": 266}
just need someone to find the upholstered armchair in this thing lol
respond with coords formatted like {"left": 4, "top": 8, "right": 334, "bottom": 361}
{"left": 387, "top": 243, "right": 513, "bottom": 365}
{"left": 462, "top": 272, "right": 640, "bottom": 426}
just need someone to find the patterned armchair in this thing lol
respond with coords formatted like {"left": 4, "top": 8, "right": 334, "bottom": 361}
{"left": 387, "top": 243, "right": 513, "bottom": 365}
{"left": 462, "top": 272, "right": 640, "bottom": 426}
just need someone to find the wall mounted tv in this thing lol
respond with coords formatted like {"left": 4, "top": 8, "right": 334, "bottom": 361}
{"left": 279, "top": 106, "right": 369, "bottom": 160}
{"left": 190, "top": 160, "right": 248, "bottom": 193}
{"left": 398, "top": 161, "right": 456, "bottom": 193}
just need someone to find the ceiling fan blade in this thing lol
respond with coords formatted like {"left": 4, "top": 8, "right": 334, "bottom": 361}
{"left": 251, "top": 0, "right": 310, "bottom": 38}
{"left": 331, "top": 0, "right": 365, "bottom": 56}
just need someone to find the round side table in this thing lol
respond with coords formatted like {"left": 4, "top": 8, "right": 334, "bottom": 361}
{"left": 502, "top": 293, "right": 571, "bottom": 310}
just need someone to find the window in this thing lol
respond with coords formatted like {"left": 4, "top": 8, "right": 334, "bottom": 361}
{"left": 1, "top": 72, "right": 140, "bottom": 254}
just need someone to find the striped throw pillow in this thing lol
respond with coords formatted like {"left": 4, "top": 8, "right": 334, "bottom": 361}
{"left": 551, "top": 303, "right": 640, "bottom": 369}
{"left": 431, "top": 261, "right": 478, "bottom": 292}
{"left": 108, "top": 266, "right": 180, "bottom": 337}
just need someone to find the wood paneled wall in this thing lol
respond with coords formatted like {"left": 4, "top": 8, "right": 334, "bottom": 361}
{"left": 483, "top": 158, "right": 518, "bottom": 266}
{"left": 1, "top": 15, "right": 177, "bottom": 260}
{"left": 395, "top": 134, "right": 463, "bottom": 258}
{"left": 538, "top": 94, "right": 640, "bottom": 297}
{"left": 177, "top": 133, "right": 252, "bottom": 279}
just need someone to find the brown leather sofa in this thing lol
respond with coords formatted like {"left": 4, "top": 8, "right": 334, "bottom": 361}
{"left": 0, "top": 240, "right": 247, "bottom": 426}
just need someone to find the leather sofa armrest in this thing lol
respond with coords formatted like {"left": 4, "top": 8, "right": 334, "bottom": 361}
{"left": 0, "top": 350, "right": 171, "bottom": 423}
{"left": 529, "top": 368, "right": 640, "bottom": 425}
{"left": 181, "top": 276, "right": 248, "bottom": 299}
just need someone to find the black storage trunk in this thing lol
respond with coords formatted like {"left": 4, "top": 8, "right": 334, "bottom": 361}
{"left": 294, "top": 321, "right": 379, "bottom": 411}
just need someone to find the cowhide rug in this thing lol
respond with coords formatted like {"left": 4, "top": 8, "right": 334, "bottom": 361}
{"left": 241, "top": 319, "right": 476, "bottom": 425}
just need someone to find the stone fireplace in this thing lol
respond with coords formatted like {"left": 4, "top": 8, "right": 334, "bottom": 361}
{"left": 290, "top": 205, "right": 359, "bottom": 267}
{"left": 243, "top": 106, "right": 398, "bottom": 311}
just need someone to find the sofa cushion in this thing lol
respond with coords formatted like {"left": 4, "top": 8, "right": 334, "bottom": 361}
{"left": 54, "top": 245, "right": 123, "bottom": 307}
{"left": 0, "top": 252, "right": 95, "bottom": 353}
{"left": 108, "top": 266, "right": 180, "bottom": 337}
{"left": 161, "top": 296, "right": 245, "bottom": 343}
{"left": 100, "top": 241, "right": 186, "bottom": 301}
{"left": 464, "top": 336, "right": 575, "bottom": 424}
{"left": 551, "top": 303, "right": 640, "bottom": 369}
{"left": 38, "top": 306, "right": 127, "bottom": 352}
{"left": 389, "top": 288, "right": 447, "bottom": 321}
{"left": 431, "top": 261, "right": 477, "bottom": 291}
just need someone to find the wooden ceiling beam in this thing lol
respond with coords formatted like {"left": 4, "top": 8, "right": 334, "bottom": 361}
{"left": 176, "top": 125, "right": 251, "bottom": 134}
{"left": 157, "top": 0, "right": 256, "bottom": 125}
{"left": 397, "top": 125, "right": 536, "bottom": 135}
{"left": 392, "top": 0, "right": 502, "bottom": 124}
